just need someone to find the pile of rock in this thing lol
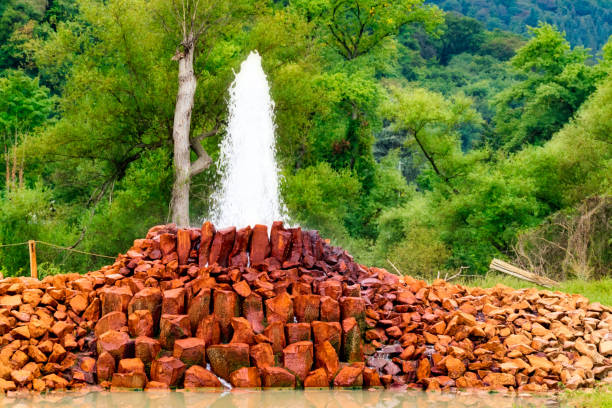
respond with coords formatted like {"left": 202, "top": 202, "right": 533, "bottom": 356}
{"left": 0, "top": 221, "right": 610, "bottom": 393}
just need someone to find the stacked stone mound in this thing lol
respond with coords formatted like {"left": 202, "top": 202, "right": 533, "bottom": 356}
{"left": 0, "top": 221, "right": 611, "bottom": 394}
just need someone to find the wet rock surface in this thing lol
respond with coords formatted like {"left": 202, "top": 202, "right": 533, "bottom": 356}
{"left": 0, "top": 221, "right": 611, "bottom": 393}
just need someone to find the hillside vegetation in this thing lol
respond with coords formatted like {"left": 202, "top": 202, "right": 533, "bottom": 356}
{"left": 0, "top": 0, "right": 610, "bottom": 281}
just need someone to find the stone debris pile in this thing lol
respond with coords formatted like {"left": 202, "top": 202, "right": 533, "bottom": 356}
{"left": 0, "top": 221, "right": 610, "bottom": 393}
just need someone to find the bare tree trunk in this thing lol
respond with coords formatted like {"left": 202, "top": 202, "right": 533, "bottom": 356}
{"left": 170, "top": 43, "right": 196, "bottom": 227}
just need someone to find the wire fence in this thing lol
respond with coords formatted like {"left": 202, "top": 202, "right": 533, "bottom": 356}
{"left": 0, "top": 240, "right": 116, "bottom": 279}
{"left": 0, "top": 240, "right": 115, "bottom": 259}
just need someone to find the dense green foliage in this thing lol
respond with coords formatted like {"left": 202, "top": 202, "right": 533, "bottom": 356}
{"left": 0, "top": 0, "right": 610, "bottom": 280}
{"left": 431, "top": 0, "right": 612, "bottom": 51}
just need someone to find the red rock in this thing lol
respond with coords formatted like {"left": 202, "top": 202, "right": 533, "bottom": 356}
{"left": 118, "top": 358, "right": 145, "bottom": 374}
{"left": 363, "top": 367, "right": 382, "bottom": 387}
{"left": 320, "top": 296, "right": 340, "bottom": 322}
{"left": 213, "top": 289, "right": 239, "bottom": 342}
{"left": 230, "top": 317, "right": 255, "bottom": 345}
{"left": 134, "top": 336, "right": 161, "bottom": 364}
{"left": 334, "top": 363, "right": 364, "bottom": 388}
{"left": 261, "top": 366, "right": 296, "bottom": 388}
{"left": 159, "top": 314, "right": 191, "bottom": 349}
{"left": 97, "top": 330, "right": 131, "bottom": 360}
{"left": 232, "top": 280, "right": 251, "bottom": 298}
{"left": 100, "top": 286, "right": 132, "bottom": 315}
{"left": 162, "top": 287, "right": 185, "bottom": 315}
{"left": 315, "top": 340, "right": 339, "bottom": 381}
{"left": 187, "top": 288, "right": 211, "bottom": 334}
{"left": 286, "top": 323, "right": 311, "bottom": 344}
{"left": 195, "top": 314, "right": 221, "bottom": 346}
{"left": 249, "top": 224, "right": 271, "bottom": 268}
{"left": 445, "top": 356, "right": 466, "bottom": 379}
{"left": 69, "top": 292, "right": 88, "bottom": 314}
{"left": 198, "top": 221, "right": 216, "bottom": 267}
{"left": 283, "top": 341, "right": 313, "bottom": 381}
{"left": 283, "top": 227, "right": 303, "bottom": 268}
{"left": 263, "top": 321, "right": 286, "bottom": 355}
{"left": 250, "top": 343, "right": 275, "bottom": 369}
{"left": 206, "top": 343, "right": 250, "bottom": 380}
{"left": 270, "top": 221, "right": 292, "bottom": 262}
{"left": 342, "top": 317, "right": 363, "bottom": 363}
{"left": 150, "top": 356, "right": 186, "bottom": 387}
{"left": 229, "top": 226, "right": 252, "bottom": 267}
{"left": 318, "top": 280, "right": 342, "bottom": 300}
{"left": 128, "top": 310, "right": 153, "bottom": 337}
{"left": 242, "top": 293, "right": 264, "bottom": 333}
{"left": 82, "top": 298, "right": 101, "bottom": 321}
{"left": 145, "top": 381, "right": 169, "bottom": 390}
{"left": 184, "top": 365, "right": 223, "bottom": 388}
{"left": 312, "top": 321, "right": 341, "bottom": 355}
{"left": 128, "top": 287, "right": 162, "bottom": 324}
{"left": 304, "top": 368, "right": 329, "bottom": 387}
{"left": 97, "top": 351, "right": 116, "bottom": 382}
{"left": 94, "top": 311, "right": 127, "bottom": 337}
{"left": 417, "top": 358, "right": 431, "bottom": 381}
{"left": 265, "top": 292, "right": 294, "bottom": 324}
{"left": 176, "top": 229, "right": 191, "bottom": 265}
{"left": 228, "top": 367, "right": 261, "bottom": 388}
{"left": 340, "top": 297, "right": 365, "bottom": 330}
{"left": 159, "top": 233, "right": 176, "bottom": 257}
{"left": 208, "top": 226, "right": 236, "bottom": 267}
{"left": 294, "top": 294, "right": 320, "bottom": 323}
{"left": 173, "top": 337, "right": 205, "bottom": 366}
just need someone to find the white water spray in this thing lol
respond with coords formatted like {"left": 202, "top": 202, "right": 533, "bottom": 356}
{"left": 210, "top": 51, "right": 287, "bottom": 228}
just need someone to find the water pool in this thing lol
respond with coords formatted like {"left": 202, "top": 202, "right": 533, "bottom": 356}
{"left": 0, "top": 389, "right": 559, "bottom": 408}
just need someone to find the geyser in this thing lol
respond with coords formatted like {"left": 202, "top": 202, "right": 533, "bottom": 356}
{"left": 210, "top": 51, "right": 287, "bottom": 229}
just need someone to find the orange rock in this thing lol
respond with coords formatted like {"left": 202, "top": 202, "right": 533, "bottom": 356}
{"left": 198, "top": 221, "right": 216, "bottom": 267}
{"left": 250, "top": 343, "right": 275, "bottom": 369}
{"left": 417, "top": 358, "right": 431, "bottom": 381}
{"left": 283, "top": 341, "right": 314, "bottom": 381}
{"left": 162, "top": 288, "right": 186, "bottom": 315}
{"left": 128, "top": 287, "right": 162, "bottom": 324}
{"left": 187, "top": 287, "right": 211, "bottom": 334}
{"left": 229, "top": 366, "right": 261, "bottom": 388}
{"left": 445, "top": 356, "right": 466, "bottom": 379}
{"left": 159, "top": 314, "right": 191, "bottom": 349}
{"left": 261, "top": 366, "right": 296, "bottom": 388}
{"left": 111, "top": 372, "right": 147, "bottom": 389}
{"left": 97, "top": 330, "right": 130, "bottom": 360}
{"left": 95, "top": 311, "right": 127, "bottom": 337}
{"left": 230, "top": 317, "right": 255, "bottom": 345}
{"left": 213, "top": 289, "right": 239, "bottom": 342}
{"left": 206, "top": 343, "right": 250, "bottom": 380}
{"left": 195, "top": 314, "right": 221, "bottom": 346}
{"left": 100, "top": 286, "right": 132, "bottom": 315}
{"left": 319, "top": 296, "right": 340, "bottom": 322}
{"left": 294, "top": 294, "right": 320, "bottom": 323}
{"left": 333, "top": 363, "right": 364, "bottom": 388}
{"left": 208, "top": 226, "right": 236, "bottom": 267}
{"left": 150, "top": 356, "right": 186, "bottom": 387}
{"left": 96, "top": 351, "right": 116, "bottom": 382}
{"left": 483, "top": 372, "right": 516, "bottom": 388}
{"left": 249, "top": 224, "right": 271, "bottom": 268}
{"left": 184, "top": 365, "right": 223, "bottom": 388}
{"left": 263, "top": 321, "right": 286, "bottom": 355}
{"left": 286, "top": 322, "right": 311, "bottom": 344}
{"left": 176, "top": 229, "right": 191, "bottom": 265}
{"left": 314, "top": 340, "right": 339, "bottom": 381}
{"left": 312, "top": 321, "right": 341, "bottom": 354}
{"left": 265, "top": 292, "right": 294, "bottom": 324}
{"left": 233, "top": 280, "right": 251, "bottom": 298}
{"left": 173, "top": 337, "right": 205, "bottom": 366}
{"left": 135, "top": 336, "right": 161, "bottom": 364}
{"left": 304, "top": 368, "right": 329, "bottom": 388}
{"left": 128, "top": 310, "right": 153, "bottom": 337}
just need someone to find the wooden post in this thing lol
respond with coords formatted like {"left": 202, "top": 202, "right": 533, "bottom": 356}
{"left": 28, "top": 240, "right": 37, "bottom": 279}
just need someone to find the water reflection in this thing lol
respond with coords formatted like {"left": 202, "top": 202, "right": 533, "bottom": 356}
{"left": 0, "top": 389, "right": 559, "bottom": 408}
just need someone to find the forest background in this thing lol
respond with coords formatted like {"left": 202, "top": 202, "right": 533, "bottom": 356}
{"left": 0, "top": 0, "right": 610, "bottom": 282}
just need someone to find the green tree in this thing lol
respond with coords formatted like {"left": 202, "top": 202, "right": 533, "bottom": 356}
{"left": 493, "top": 23, "right": 606, "bottom": 150}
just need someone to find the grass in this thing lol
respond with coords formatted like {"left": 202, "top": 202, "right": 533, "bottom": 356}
{"left": 559, "top": 384, "right": 612, "bottom": 407}
{"left": 457, "top": 273, "right": 612, "bottom": 306}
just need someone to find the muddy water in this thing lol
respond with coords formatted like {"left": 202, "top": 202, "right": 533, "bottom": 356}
{"left": 0, "top": 389, "right": 560, "bottom": 408}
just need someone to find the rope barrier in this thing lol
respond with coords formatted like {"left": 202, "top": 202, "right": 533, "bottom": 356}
{"left": 0, "top": 241, "right": 28, "bottom": 248}
{"left": 0, "top": 240, "right": 116, "bottom": 259}
{"left": 35, "top": 241, "right": 116, "bottom": 259}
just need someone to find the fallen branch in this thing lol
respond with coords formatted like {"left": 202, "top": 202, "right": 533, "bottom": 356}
{"left": 489, "top": 258, "right": 559, "bottom": 288}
